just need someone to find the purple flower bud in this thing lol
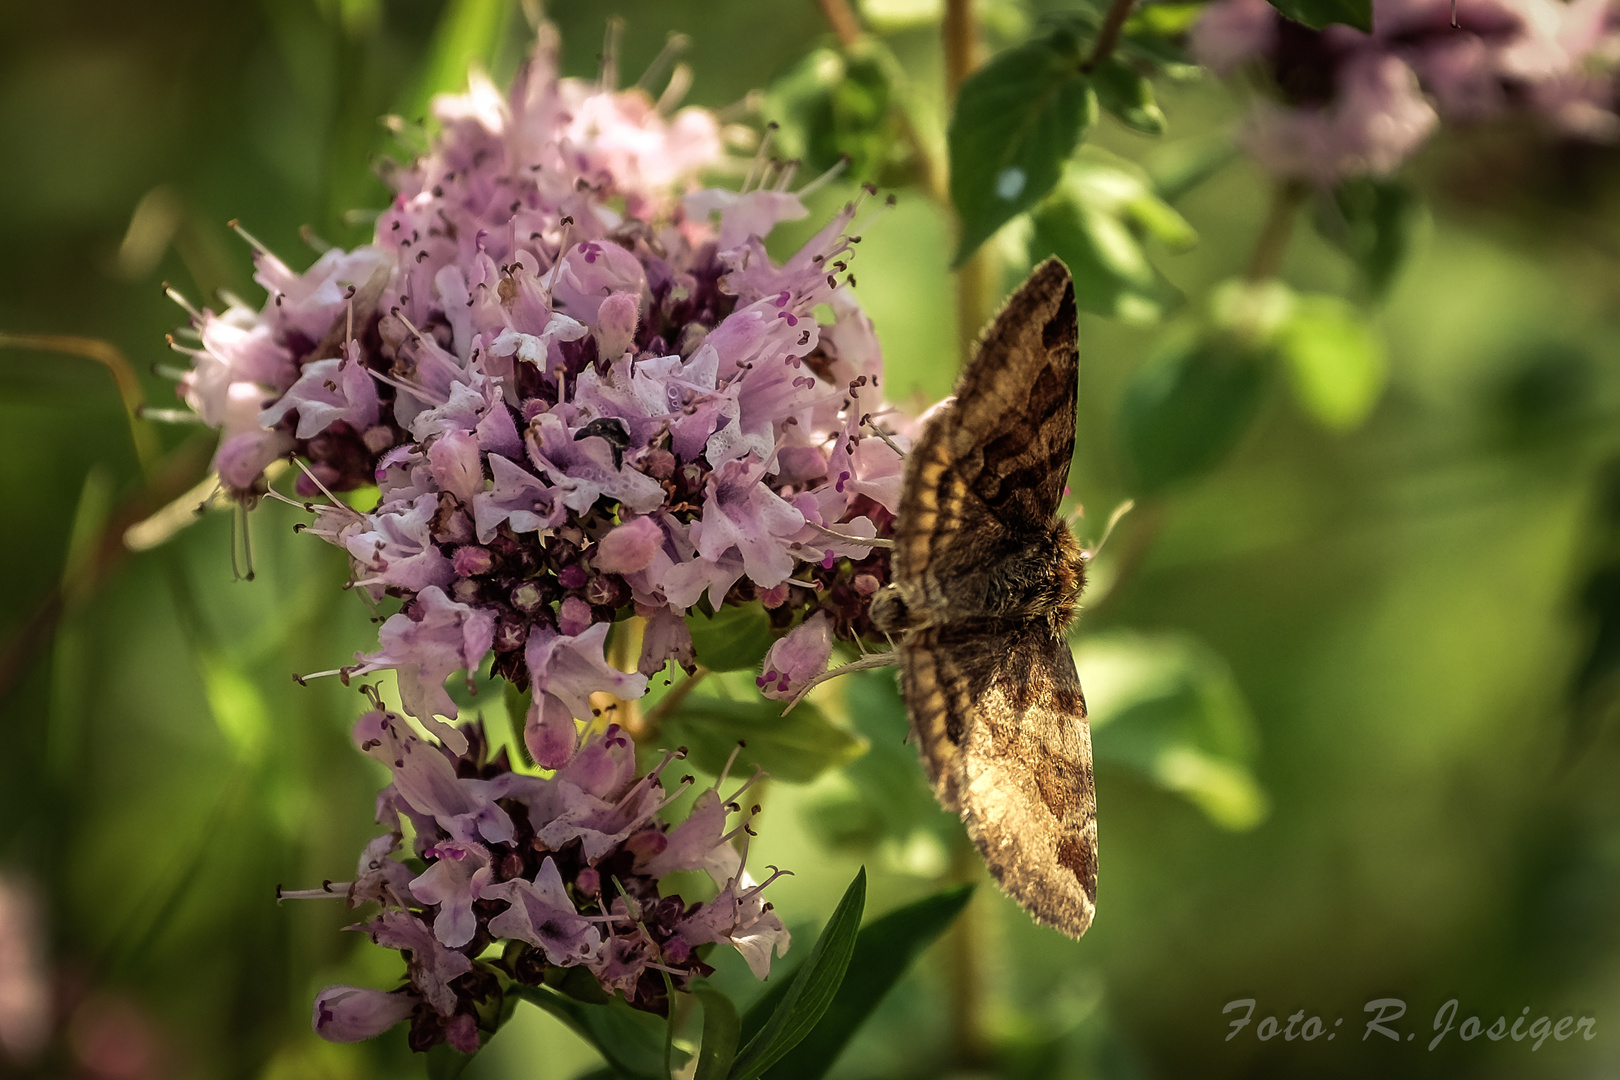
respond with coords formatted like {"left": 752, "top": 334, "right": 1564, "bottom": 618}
{"left": 558, "top": 596, "right": 593, "bottom": 636}
{"left": 594, "top": 515, "right": 663, "bottom": 574}
{"left": 312, "top": 987, "right": 418, "bottom": 1043}
{"left": 756, "top": 612, "right": 834, "bottom": 702}
{"left": 452, "top": 545, "right": 494, "bottom": 577}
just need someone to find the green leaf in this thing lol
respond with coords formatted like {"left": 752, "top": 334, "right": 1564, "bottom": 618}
{"left": 1315, "top": 178, "right": 1422, "bottom": 301}
{"left": 1265, "top": 0, "right": 1372, "bottom": 32}
{"left": 1028, "top": 155, "right": 1193, "bottom": 325}
{"left": 801, "top": 668, "right": 951, "bottom": 852}
{"left": 687, "top": 604, "right": 775, "bottom": 673}
{"left": 511, "top": 986, "right": 681, "bottom": 1080}
{"left": 1090, "top": 59, "right": 1166, "bottom": 136}
{"left": 504, "top": 681, "right": 534, "bottom": 768}
{"left": 1118, "top": 331, "right": 1270, "bottom": 492}
{"left": 662, "top": 696, "right": 866, "bottom": 785}
{"left": 949, "top": 29, "right": 1097, "bottom": 265}
{"left": 399, "top": 0, "right": 509, "bottom": 122}
{"left": 693, "top": 984, "right": 741, "bottom": 1080}
{"left": 1145, "top": 136, "right": 1238, "bottom": 204}
{"left": 1275, "top": 295, "right": 1387, "bottom": 431}
{"left": 758, "top": 884, "right": 974, "bottom": 1080}
{"left": 425, "top": 1043, "right": 477, "bottom": 1080}
{"left": 729, "top": 869, "right": 867, "bottom": 1080}
{"left": 1080, "top": 630, "right": 1268, "bottom": 830}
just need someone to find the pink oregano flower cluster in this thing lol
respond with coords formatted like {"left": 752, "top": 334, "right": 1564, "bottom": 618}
{"left": 169, "top": 23, "right": 913, "bottom": 1052}
{"left": 1192, "top": 0, "right": 1620, "bottom": 184}
{"left": 291, "top": 714, "right": 786, "bottom": 1052}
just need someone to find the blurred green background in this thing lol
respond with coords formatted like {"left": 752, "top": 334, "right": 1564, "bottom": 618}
{"left": 5, "top": 1, "right": 1620, "bottom": 1078}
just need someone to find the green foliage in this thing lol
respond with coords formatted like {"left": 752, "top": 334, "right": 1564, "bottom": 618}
{"left": 801, "top": 667, "right": 953, "bottom": 853}
{"left": 693, "top": 983, "right": 742, "bottom": 1080}
{"left": 763, "top": 39, "right": 906, "bottom": 184}
{"left": 425, "top": 1042, "right": 476, "bottom": 1080}
{"left": 1119, "top": 327, "right": 1272, "bottom": 493}
{"left": 512, "top": 985, "right": 684, "bottom": 1080}
{"left": 1026, "top": 152, "right": 1196, "bottom": 324}
{"left": 1263, "top": 0, "right": 1373, "bottom": 32}
{"left": 687, "top": 604, "right": 776, "bottom": 672}
{"left": 1315, "top": 178, "right": 1423, "bottom": 301}
{"left": 1275, "top": 294, "right": 1387, "bottom": 431}
{"left": 730, "top": 868, "right": 867, "bottom": 1080}
{"left": 399, "top": 0, "right": 512, "bottom": 122}
{"left": 661, "top": 694, "right": 867, "bottom": 785}
{"left": 1081, "top": 631, "right": 1268, "bottom": 830}
{"left": 1089, "top": 59, "right": 1166, "bottom": 137}
{"left": 757, "top": 884, "right": 974, "bottom": 1080}
{"left": 949, "top": 27, "right": 1096, "bottom": 265}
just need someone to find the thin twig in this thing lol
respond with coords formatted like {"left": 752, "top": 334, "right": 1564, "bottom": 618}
{"left": 1082, "top": 0, "right": 1138, "bottom": 73}
{"left": 1245, "top": 180, "right": 1309, "bottom": 282}
{"left": 638, "top": 666, "right": 710, "bottom": 741}
{"left": 0, "top": 333, "right": 162, "bottom": 477}
{"left": 816, "top": 0, "right": 863, "bottom": 47}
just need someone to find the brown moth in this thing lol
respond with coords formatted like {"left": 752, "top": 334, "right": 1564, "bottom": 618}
{"left": 869, "top": 257, "right": 1095, "bottom": 938}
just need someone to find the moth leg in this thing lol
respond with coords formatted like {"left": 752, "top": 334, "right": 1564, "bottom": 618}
{"left": 802, "top": 519, "right": 895, "bottom": 550}
{"left": 779, "top": 650, "right": 900, "bottom": 715}
{"left": 1079, "top": 498, "right": 1135, "bottom": 562}
{"left": 862, "top": 416, "right": 907, "bottom": 459}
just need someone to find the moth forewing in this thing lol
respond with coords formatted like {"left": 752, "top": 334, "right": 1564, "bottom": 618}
{"left": 873, "top": 257, "right": 1096, "bottom": 938}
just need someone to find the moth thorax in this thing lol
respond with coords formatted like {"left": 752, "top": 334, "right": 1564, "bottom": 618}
{"left": 1048, "top": 519, "right": 1087, "bottom": 628}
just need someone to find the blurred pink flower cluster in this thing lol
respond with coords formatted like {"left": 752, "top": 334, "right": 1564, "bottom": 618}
{"left": 298, "top": 714, "right": 787, "bottom": 1052}
{"left": 1192, "top": 0, "right": 1620, "bottom": 183}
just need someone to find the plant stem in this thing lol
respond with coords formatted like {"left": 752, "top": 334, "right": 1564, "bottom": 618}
{"left": 0, "top": 332, "right": 161, "bottom": 478}
{"left": 1245, "top": 180, "right": 1308, "bottom": 282}
{"left": 816, "top": 0, "right": 863, "bottom": 48}
{"left": 944, "top": 830, "right": 990, "bottom": 1067}
{"left": 945, "top": 0, "right": 993, "bottom": 369}
{"left": 1082, "top": 0, "right": 1138, "bottom": 73}
{"left": 637, "top": 666, "right": 709, "bottom": 742}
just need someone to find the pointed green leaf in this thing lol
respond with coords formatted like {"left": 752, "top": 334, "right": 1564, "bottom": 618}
{"left": 511, "top": 985, "right": 679, "bottom": 1080}
{"left": 662, "top": 696, "right": 866, "bottom": 785}
{"left": 1119, "top": 332, "right": 1271, "bottom": 493}
{"left": 1315, "top": 178, "right": 1422, "bottom": 301}
{"left": 504, "top": 681, "right": 534, "bottom": 768}
{"left": 399, "top": 0, "right": 509, "bottom": 122}
{"left": 693, "top": 984, "right": 741, "bottom": 1080}
{"left": 1091, "top": 59, "right": 1166, "bottom": 136}
{"left": 686, "top": 604, "right": 775, "bottom": 672}
{"left": 758, "top": 884, "right": 974, "bottom": 1080}
{"left": 949, "top": 30, "right": 1096, "bottom": 264}
{"left": 1275, "top": 295, "right": 1387, "bottom": 431}
{"left": 1080, "top": 631, "right": 1268, "bottom": 830}
{"left": 729, "top": 869, "right": 867, "bottom": 1080}
{"left": 1265, "top": 0, "right": 1372, "bottom": 32}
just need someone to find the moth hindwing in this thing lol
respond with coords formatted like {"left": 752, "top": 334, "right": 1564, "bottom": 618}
{"left": 871, "top": 258, "right": 1096, "bottom": 938}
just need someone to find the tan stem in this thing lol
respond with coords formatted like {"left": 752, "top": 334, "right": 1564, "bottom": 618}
{"left": 637, "top": 666, "right": 710, "bottom": 743}
{"left": 1082, "top": 0, "right": 1138, "bottom": 73}
{"left": 1245, "top": 180, "right": 1308, "bottom": 283}
{"left": 945, "top": 830, "right": 990, "bottom": 1067}
{"left": 815, "top": 0, "right": 862, "bottom": 47}
{"left": 0, "top": 333, "right": 161, "bottom": 477}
